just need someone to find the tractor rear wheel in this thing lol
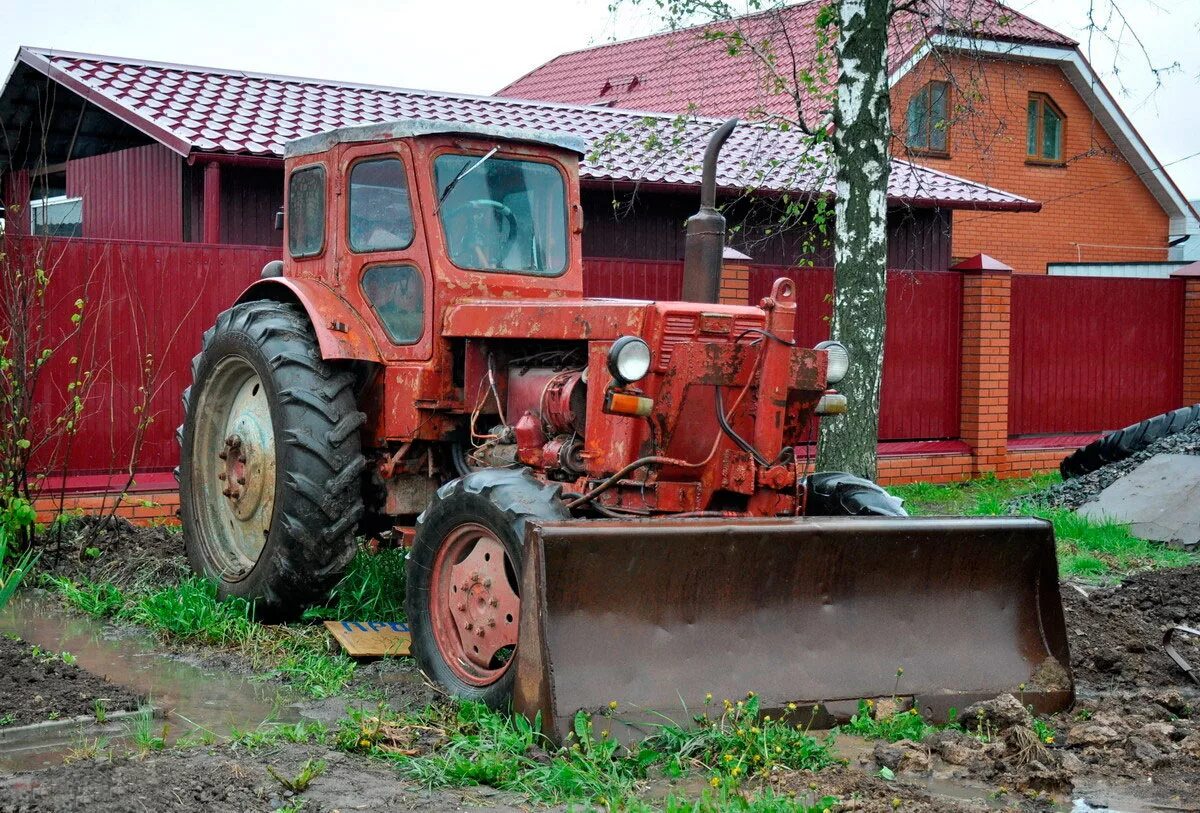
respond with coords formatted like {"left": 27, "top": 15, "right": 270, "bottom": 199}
{"left": 406, "top": 469, "right": 568, "bottom": 707}
{"left": 804, "top": 472, "right": 907, "bottom": 516}
{"left": 178, "top": 300, "right": 366, "bottom": 618}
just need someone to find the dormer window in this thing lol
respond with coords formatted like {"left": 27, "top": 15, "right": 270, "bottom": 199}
{"left": 1027, "top": 93, "right": 1064, "bottom": 163}
{"left": 906, "top": 80, "right": 949, "bottom": 155}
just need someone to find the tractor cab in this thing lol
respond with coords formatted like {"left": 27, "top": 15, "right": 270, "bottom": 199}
{"left": 269, "top": 120, "right": 589, "bottom": 365}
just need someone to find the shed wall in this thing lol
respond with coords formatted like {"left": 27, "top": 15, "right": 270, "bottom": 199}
{"left": 66, "top": 144, "right": 182, "bottom": 241}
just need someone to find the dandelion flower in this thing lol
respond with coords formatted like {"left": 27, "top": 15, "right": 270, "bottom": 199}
{"left": 787, "top": 702, "right": 797, "bottom": 711}
{"left": 731, "top": 766, "right": 741, "bottom": 776}
{"left": 608, "top": 701, "right": 618, "bottom": 710}
{"left": 710, "top": 777, "right": 721, "bottom": 788}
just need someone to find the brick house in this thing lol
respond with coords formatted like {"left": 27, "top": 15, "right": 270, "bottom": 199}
{"left": 498, "top": 0, "right": 1197, "bottom": 276}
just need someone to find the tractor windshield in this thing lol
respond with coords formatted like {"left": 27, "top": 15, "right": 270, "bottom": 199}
{"left": 434, "top": 154, "right": 568, "bottom": 276}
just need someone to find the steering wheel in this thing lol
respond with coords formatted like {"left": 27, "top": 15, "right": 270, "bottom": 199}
{"left": 444, "top": 199, "right": 519, "bottom": 268}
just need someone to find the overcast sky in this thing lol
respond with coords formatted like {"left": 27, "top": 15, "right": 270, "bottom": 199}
{"left": 1, "top": 0, "right": 1197, "bottom": 198}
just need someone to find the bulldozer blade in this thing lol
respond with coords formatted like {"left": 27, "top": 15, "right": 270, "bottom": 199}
{"left": 513, "top": 516, "right": 1072, "bottom": 743}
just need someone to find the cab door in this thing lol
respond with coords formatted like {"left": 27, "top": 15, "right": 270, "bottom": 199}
{"left": 337, "top": 140, "right": 434, "bottom": 364}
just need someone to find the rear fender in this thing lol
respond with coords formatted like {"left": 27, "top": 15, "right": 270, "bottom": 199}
{"left": 236, "top": 278, "right": 382, "bottom": 363}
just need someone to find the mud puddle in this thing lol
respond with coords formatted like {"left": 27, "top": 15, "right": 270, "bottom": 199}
{"left": 0, "top": 596, "right": 303, "bottom": 770}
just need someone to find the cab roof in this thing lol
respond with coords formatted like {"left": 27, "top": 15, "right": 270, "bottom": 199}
{"left": 285, "top": 118, "right": 587, "bottom": 159}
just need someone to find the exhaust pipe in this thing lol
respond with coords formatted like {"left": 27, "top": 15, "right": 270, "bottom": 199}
{"left": 681, "top": 118, "right": 738, "bottom": 303}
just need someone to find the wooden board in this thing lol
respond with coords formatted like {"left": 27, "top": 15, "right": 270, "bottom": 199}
{"left": 324, "top": 621, "right": 411, "bottom": 657}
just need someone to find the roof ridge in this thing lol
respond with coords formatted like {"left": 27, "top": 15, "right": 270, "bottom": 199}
{"left": 22, "top": 45, "right": 739, "bottom": 129}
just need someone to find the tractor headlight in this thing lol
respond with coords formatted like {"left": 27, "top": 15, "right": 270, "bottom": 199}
{"left": 607, "top": 336, "right": 652, "bottom": 385}
{"left": 815, "top": 340, "right": 850, "bottom": 384}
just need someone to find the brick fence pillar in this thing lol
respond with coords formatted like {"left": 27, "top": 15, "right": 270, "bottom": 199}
{"left": 1172, "top": 265, "right": 1200, "bottom": 406}
{"left": 719, "top": 247, "right": 754, "bottom": 305}
{"left": 954, "top": 254, "right": 1013, "bottom": 477}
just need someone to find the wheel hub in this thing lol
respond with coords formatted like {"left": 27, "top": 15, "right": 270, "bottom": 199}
{"left": 432, "top": 525, "right": 520, "bottom": 682}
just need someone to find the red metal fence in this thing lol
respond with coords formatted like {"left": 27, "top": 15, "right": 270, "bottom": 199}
{"left": 12, "top": 237, "right": 1187, "bottom": 483}
{"left": 1009, "top": 275, "right": 1184, "bottom": 435}
{"left": 13, "top": 236, "right": 277, "bottom": 476}
{"left": 745, "top": 265, "right": 963, "bottom": 441}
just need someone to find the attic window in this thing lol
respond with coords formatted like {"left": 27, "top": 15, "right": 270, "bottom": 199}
{"left": 1027, "top": 93, "right": 1064, "bottom": 163}
{"left": 906, "top": 80, "right": 949, "bottom": 155}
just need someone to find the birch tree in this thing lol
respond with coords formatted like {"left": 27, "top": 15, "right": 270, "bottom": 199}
{"left": 818, "top": 0, "right": 891, "bottom": 479}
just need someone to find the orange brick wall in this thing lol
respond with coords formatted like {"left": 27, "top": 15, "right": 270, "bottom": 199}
{"left": 34, "top": 490, "right": 180, "bottom": 527}
{"left": 1180, "top": 274, "right": 1200, "bottom": 405}
{"left": 719, "top": 263, "right": 750, "bottom": 304}
{"left": 891, "top": 54, "right": 1170, "bottom": 274}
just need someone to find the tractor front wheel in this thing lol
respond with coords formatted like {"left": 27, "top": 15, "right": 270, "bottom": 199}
{"left": 804, "top": 472, "right": 907, "bottom": 516}
{"left": 406, "top": 469, "right": 568, "bottom": 707}
{"left": 178, "top": 300, "right": 366, "bottom": 618}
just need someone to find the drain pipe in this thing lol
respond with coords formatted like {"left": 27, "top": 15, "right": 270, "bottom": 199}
{"left": 680, "top": 118, "right": 738, "bottom": 303}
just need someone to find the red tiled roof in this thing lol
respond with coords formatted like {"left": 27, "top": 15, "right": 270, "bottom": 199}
{"left": 11, "top": 46, "right": 1038, "bottom": 211}
{"left": 498, "top": 0, "right": 1075, "bottom": 120}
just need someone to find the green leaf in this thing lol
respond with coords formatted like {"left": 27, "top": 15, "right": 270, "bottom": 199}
{"left": 878, "top": 766, "right": 895, "bottom": 781}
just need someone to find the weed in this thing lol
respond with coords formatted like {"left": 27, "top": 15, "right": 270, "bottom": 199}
{"left": 64, "top": 734, "right": 111, "bottom": 764}
{"left": 231, "top": 721, "right": 329, "bottom": 751}
{"left": 46, "top": 575, "right": 126, "bottom": 617}
{"left": 841, "top": 701, "right": 934, "bottom": 743}
{"left": 59, "top": 650, "right": 77, "bottom": 666}
{"left": 128, "top": 578, "right": 254, "bottom": 646}
{"left": 272, "top": 650, "right": 356, "bottom": 699}
{"left": 303, "top": 547, "right": 407, "bottom": 621}
{"left": 276, "top": 801, "right": 306, "bottom": 813}
{"left": 93, "top": 699, "right": 107, "bottom": 724}
{"left": 125, "top": 709, "right": 168, "bottom": 753}
{"left": 630, "top": 787, "right": 840, "bottom": 812}
{"left": 0, "top": 713, "right": 13, "bottom": 726}
{"left": 267, "top": 758, "right": 326, "bottom": 793}
{"left": 0, "top": 497, "right": 40, "bottom": 610}
{"left": 1030, "top": 717, "right": 1056, "bottom": 746}
{"left": 649, "top": 693, "right": 836, "bottom": 788}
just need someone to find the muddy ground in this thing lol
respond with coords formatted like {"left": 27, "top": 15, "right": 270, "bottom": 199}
{"left": 0, "top": 636, "right": 143, "bottom": 727}
{"left": 2, "top": 521, "right": 1199, "bottom": 812}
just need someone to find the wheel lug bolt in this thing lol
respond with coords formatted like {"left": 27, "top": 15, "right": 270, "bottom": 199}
{"left": 237, "top": 476, "right": 246, "bottom": 485}
{"left": 218, "top": 451, "right": 228, "bottom": 460}
{"left": 222, "top": 488, "right": 232, "bottom": 498}
{"left": 465, "top": 622, "right": 473, "bottom": 631}
{"left": 218, "top": 472, "right": 226, "bottom": 481}
{"left": 483, "top": 579, "right": 492, "bottom": 588}
{"left": 487, "top": 619, "right": 496, "bottom": 628}
{"left": 476, "top": 628, "right": 486, "bottom": 637}
{"left": 489, "top": 598, "right": 498, "bottom": 607}
{"left": 456, "top": 603, "right": 466, "bottom": 612}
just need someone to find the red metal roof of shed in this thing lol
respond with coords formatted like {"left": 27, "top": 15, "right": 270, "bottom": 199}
{"left": 499, "top": 0, "right": 1075, "bottom": 119}
{"left": 8, "top": 46, "right": 1038, "bottom": 211}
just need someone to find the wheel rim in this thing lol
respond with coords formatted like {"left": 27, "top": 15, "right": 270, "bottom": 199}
{"left": 191, "top": 355, "right": 276, "bottom": 580}
{"left": 429, "top": 522, "right": 521, "bottom": 687}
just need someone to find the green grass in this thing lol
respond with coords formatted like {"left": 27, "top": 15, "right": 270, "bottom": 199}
{"left": 45, "top": 575, "right": 357, "bottom": 699}
{"left": 303, "top": 547, "right": 408, "bottom": 622}
{"left": 631, "top": 789, "right": 840, "bottom": 813}
{"left": 892, "top": 473, "right": 1197, "bottom": 580}
{"left": 839, "top": 701, "right": 934, "bottom": 743}
{"left": 339, "top": 694, "right": 836, "bottom": 808}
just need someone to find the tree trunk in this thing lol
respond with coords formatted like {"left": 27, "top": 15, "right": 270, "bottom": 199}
{"left": 816, "top": 0, "right": 892, "bottom": 481}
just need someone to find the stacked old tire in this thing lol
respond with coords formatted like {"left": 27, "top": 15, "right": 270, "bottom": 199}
{"left": 1060, "top": 404, "right": 1200, "bottom": 480}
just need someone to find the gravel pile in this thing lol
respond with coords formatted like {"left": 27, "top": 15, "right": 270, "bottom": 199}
{"left": 1023, "top": 420, "right": 1200, "bottom": 511}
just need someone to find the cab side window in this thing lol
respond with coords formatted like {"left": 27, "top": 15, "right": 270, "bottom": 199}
{"left": 349, "top": 159, "right": 414, "bottom": 252}
{"left": 362, "top": 264, "right": 424, "bottom": 344}
{"left": 287, "top": 165, "right": 326, "bottom": 258}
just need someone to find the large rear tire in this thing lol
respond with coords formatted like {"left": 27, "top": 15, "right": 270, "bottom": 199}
{"left": 178, "top": 300, "right": 366, "bottom": 619}
{"left": 406, "top": 469, "right": 568, "bottom": 708}
{"left": 1059, "top": 404, "right": 1200, "bottom": 480}
{"left": 804, "top": 472, "right": 907, "bottom": 516}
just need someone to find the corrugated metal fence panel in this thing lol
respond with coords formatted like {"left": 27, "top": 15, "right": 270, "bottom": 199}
{"left": 15, "top": 236, "right": 278, "bottom": 474}
{"left": 1009, "top": 275, "right": 1184, "bottom": 435}
{"left": 66, "top": 144, "right": 183, "bottom": 242}
{"left": 748, "top": 266, "right": 962, "bottom": 441}
{"left": 583, "top": 259, "right": 683, "bottom": 300}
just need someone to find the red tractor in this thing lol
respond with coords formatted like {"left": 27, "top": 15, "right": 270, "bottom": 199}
{"left": 179, "top": 118, "right": 1072, "bottom": 739}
